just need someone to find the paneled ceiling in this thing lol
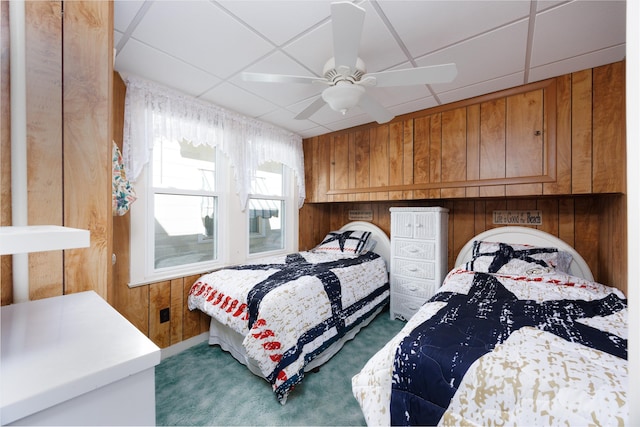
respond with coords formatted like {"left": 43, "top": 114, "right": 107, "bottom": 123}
{"left": 114, "top": 0, "right": 626, "bottom": 138}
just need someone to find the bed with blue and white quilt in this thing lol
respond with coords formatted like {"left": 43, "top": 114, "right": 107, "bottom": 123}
{"left": 188, "top": 222, "right": 390, "bottom": 404}
{"left": 352, "top": 226, "right": 628, "bottom": 425}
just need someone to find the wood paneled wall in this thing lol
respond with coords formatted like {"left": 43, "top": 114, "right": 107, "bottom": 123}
{"left": 304, "top": 62, "right": 626, "bottom": 202}
{"left": 299, "top": 61, "right": 627, "bottom": 296}
{"left": 298, "top": 195, "right": 627, "bottom": 295}
{"left": 0, "top": 1, "right": 113, "bottom": 303}
{"left": 1, "top": 1, "right": 12, "bottom": 305}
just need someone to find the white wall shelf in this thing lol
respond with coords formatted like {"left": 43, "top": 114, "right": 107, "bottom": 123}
{"left": 0, "top": 225, "right": 90, "bottom": 255}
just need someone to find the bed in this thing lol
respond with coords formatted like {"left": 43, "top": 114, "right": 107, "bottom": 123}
{"left": 352, "top": 226, "right": 628, "bottom": 425}
{"left": 188, "top": 221, "right": 390, "bottom": 404}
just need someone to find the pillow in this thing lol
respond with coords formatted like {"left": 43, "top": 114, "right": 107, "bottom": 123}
{"left": 314, "top": 230, "right": 372, "bottom": 255}
{"left": 465, "top": 240, "right": 573, "bottom": 275}
{"left": 361, "top": 237, "right": 377, "bottom": 254}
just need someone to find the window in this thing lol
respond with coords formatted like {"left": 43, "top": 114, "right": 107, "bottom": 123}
{"left": 249, "top": 162, "right": 285, "bottom": 255}
{"left": 139, "top": 140, "right": 219, "bottom": 276}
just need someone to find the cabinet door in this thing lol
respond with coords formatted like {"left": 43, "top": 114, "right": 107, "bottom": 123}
{"left": 392, "top": 212, "right": 414, "bottom": 238}
{"left": 413, "top": 212, "right": 436, "bottom": 240}
{"left": 506, "top": 89, "right": 544, "bottom": 178}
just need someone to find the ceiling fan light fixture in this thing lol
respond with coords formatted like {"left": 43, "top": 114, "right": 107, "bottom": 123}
{"left": 322, "top": 83, "right": 365, "bottom": 115}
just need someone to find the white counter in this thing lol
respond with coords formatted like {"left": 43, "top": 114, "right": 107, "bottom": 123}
{"left": 1, "top": 291, "right": 161, "bottom": 425}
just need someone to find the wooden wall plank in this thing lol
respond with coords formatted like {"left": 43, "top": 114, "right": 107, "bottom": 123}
{"left": 183, "top": 277, "right": 201, "bottom": 340}
{"left": 26, "top": 1, "right": 63, "bottom": 300}
{"left": 592, "top": 62, "right": 626, "bottom": 193}
{"left": 441, "top": 108, "right": 466, "bottom": 199}
{"left": 479, "top": 98, "right": 506, "bottom": 180}
{"left": 62, "top": 0, "right": 112, "bottom": 298}
{"left": 479, "top": 99, "right": 506, "bottom": 197}
{"left": 573, "top": 197, "right": 600, "bottom": 281}
{"left": 465, "top": 104, "right": 480, "bottom": 198}
{"left": 170, "top": 278, "right": 184, "bottom": 345}
{"left": 402, "top": 120, "right": 415, "bottom": 200}
{"left": 388, "top": 122, "right": 404, "bottom": 200}
{"left": 331, "top": 134, "right": 349, "bottom": 202}
{"left": 149, "top": 280, "right": 171, "bottom": 348}
{"left": 302, "top": 138, "right": 317, "bottom": 202}
{"left": 0, "top": 0, "right": 11, "bottom": 304}
{"left": 428, "top": 114, "right": 442, "bottom": 199}
{"left": 413, "top": 116, "right": 430, "bottom": 199}
{"left": 354, "top": 130, "right": 370, "bottom": 201}
{"left": 506, "top": 90, "right": 543, "bottom": 178}
{"left": 571, "top": 69, "right": 593, "bottom": 194}
{"left": 545, "top": 74, "right": 572, "bottom": 195}
{"left": 597, "top": 195, "right": 627, "bottom": 294}
{"left": 370, "top": 126, "right": 389, "bottom": 200}
{"left": 315, "top": 135, "right": 331, "bottom": 202}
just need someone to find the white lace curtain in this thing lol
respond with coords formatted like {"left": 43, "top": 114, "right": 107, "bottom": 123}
{"left": 121, "top": 74, "right": 305, "bottom": 209}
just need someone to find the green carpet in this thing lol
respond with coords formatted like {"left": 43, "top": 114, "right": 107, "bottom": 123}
{"left": 155, "top": 308, "right": 404, "bottom": 426}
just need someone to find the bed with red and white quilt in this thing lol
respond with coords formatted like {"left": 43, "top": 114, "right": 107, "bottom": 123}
{"left": 352, "top": 226, "right": 628, "bottom": 425}
{"left": 188, "top": 221, "right": 390, "bottom": 404}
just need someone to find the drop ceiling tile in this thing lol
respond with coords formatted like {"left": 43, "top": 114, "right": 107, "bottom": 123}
{"left": 113, "top": 0, "right": 145, "bottom": 33}
{"left": 355, "top": 1, "right": 412, "bottom": 72}
{"left": 531, "top": 0, "right": 626, "bottom": 67}
{"left": 437, "top": 72, "right": 525, "bottom": 105}
{"left": 322, "top": 113, "right": 374, "bottom": 132}
{"left": 283, "top": 20, "right": 335, "bottom": 75}
{"left": 377, "top": 1, "right": 530, "bottom": 58}
{"left": 415, "top": 20, "right": 529, "bottom": 92}
{"left": 114, "top": 38, "right": 221, "bottom": 97}
{"left": 387, "top": 97, "right": 438, "bottom": 119}
{"left": 258, "top": 108, "right": 321, "bottom": 135}
{"left": 298, "top": 125, "right": 333, "bottom": 139}
{"left": 366, "top": 85, "right": 432, "bottom": 109}
{"left": 218, "top": 0, "right": 332, "bottom": 46}
{"left": 231, "top": 51, "right": 325, "bottom": 108}
{"left": 129, "top": 1, "right": 274, "bottom": 79}
{"left": 528, "top": 45, "right": 626, "bottom": 83}
{"left": 199, "top": 82, "right": 279, "bottom": 118}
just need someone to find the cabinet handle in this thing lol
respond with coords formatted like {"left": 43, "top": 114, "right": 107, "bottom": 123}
{"left": 534, "top": 130, "right": 542, "bottom": 136}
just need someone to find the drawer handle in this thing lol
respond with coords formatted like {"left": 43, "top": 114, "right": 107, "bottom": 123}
{"left": 407, "top": 248, "right": 419, "bottom": 253}
{"left": 416, "top": 224, "right": 423, "bottom": 228}
{"left": 404, "top": 303, "right": 420, "bottom": 310}
{"left": 406, "top": 285, "right": 419, "bottom": 292}
{"left": 407, "top": 267, "right": 418, "bottom": 272}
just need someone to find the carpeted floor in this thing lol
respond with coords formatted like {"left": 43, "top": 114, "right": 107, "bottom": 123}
{"left": 155, "top": 308, "right": 404, "bottom": 426}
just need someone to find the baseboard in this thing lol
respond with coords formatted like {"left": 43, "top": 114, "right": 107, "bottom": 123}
{"left": 160, "top": 332, "right": 209, "bottom": 360}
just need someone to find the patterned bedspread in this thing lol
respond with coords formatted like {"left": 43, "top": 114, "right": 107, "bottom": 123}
{"left": 188, "top": 250, "right": 389, "bottom": 404}
{"left": 353, "top": 266, "right": 628, "bottom": 426}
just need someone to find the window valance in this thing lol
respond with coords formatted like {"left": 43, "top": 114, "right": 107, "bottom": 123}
{"left": 121, "top": 74, "right": 305, "bottom": 209}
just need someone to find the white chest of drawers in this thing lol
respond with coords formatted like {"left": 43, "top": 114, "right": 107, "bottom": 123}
{"left": 389, "top": 207, "right": 448, "bottom": 321}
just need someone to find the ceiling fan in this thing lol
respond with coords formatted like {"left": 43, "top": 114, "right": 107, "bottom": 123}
{"left": 242, "top": 1, "right": 457, "bottom": 124}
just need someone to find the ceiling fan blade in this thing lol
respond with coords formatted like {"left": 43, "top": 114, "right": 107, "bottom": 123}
{"left": 242, "top": 72, "right": 326, "bottom": 85}
{"left": 364, "top": 63, "right": 458, "bottom": 87}
{"left": 294, "top": 96, "right": 326, "bottom": 120}
{"left": 331, "top": 1, "right": 365, "bottom": 69}
{"left": 358, "top": 92, "right": 394, "bottom": 124}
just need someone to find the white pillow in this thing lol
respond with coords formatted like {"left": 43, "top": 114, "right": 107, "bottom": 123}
{"left": 465, "top": 240, "right": 573, "bottom": 275}
{"left": 314, "top": 230, "right": 372, "bottom": 255}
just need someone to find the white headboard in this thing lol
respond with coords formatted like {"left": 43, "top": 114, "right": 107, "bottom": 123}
{"left": 455, "top": 226, "right": 594, "bottom": 281}
{"left": 339, "top": 221, "right": 391, "bottom": 268}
